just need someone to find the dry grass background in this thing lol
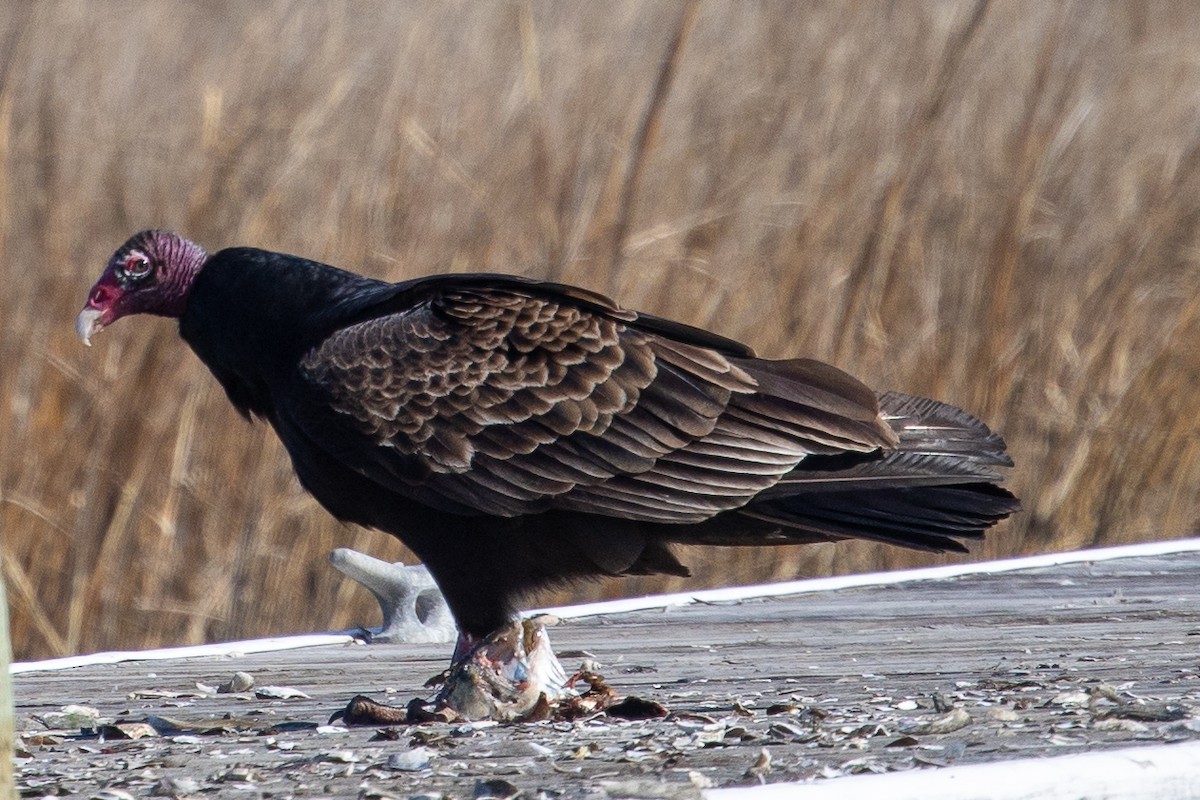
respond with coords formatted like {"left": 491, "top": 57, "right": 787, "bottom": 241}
{"left": 3, "top": 1, "right": 1200, "bottom": 660}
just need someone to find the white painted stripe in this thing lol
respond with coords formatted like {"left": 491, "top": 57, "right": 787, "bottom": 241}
{"left": 10, "top": 633, "right": 354, "bottom": 674}
{"left": 706, "top": 740, "right": 1200, "bottom": 800}
{"left": 538, "top": 537, "right": 1200, "bottom": 619}
{"left": 13, "top": 538, "right": 1200, "bottom": 674}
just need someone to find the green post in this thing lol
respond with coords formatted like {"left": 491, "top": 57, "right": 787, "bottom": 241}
{"left": 0, "top": 555, "right": 13, "bottom": 800}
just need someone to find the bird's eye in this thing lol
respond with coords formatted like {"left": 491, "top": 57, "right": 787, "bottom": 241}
{"left": 123, "top": 254, "right": 152, "bottom": 280}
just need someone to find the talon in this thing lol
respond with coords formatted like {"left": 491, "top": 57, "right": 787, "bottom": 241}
{"left": 422, "top": 667, "right": 451, "bottom": 689}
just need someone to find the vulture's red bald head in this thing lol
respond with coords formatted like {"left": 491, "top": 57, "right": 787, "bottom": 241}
{"left": 77, "top": 230, "right": 209, "bottom": 345}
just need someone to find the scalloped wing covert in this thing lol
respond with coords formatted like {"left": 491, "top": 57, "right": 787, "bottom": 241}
{"left": 292, "top": 286, "right": 895, "bottom": 522}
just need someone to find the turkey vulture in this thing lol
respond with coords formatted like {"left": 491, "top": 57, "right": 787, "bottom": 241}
{"left": 78, "top": 230, "right": 1018, "bottom": 719}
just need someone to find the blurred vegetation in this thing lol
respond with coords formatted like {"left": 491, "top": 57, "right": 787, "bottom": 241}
{"left": 3, "top": 1, "right": 1200, "bottom": 660}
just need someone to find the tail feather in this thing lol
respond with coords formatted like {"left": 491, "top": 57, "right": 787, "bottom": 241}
{"left": 747, "top": 483, "right": 1017, "bottom": 553}
{"left": 878, "top": 391, "right": 1012, "bottom": 466}
{"left": 737, "top": 391, "right": 1019, "bottom": 553}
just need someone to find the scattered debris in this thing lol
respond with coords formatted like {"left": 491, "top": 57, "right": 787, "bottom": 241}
{"left": 767, "top": 720, "right": 810, "bottom": 741}
{"left": 1092, "top": 717, "right": 1150, "bottom": 733}
{"left": 387, "top": 746, "right": 433, "bottom": 771}
{"left": 885, "top": 735, "right": 920, "bottom": 748}
{"left": 745, "top": 748, "right": 772, "bottom": 782}
{"left": 217, "top": 671, "right": 255, "bottom": 693}
{"left": 91, "top": 790, "right": 137, "bottom": 800}
{"left": 331, "top": 694, "right": 410, "bottom": 726}
{"left": 97, "top": 722, "right": 158, "bottom": 740}
{"left": 35, "top": 704, "right": 102, "bottom": 731}
{"left": 606, "top": 696, "right": 669, "bottom": 720}
{"left": 732, "top": 700, "right": 755, "bottom": 717}
{"left": 149, "top": 776, "right": 201, "bottom": 797}
{"left": 474, "top": 778, "right": 522, "bottom": 799}
{"left": 1100, "top": 701, "right": 1188, "bottom": 723}
{"left": 127, "top": 688, "right": 207, "bottom": 700}
{"left": 900, "top": 707, "right": 972, "bottom": 735}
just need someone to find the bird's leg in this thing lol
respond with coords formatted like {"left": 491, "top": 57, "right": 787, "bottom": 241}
{"left": 435, "top": 615, "right": 569, "bottom": 721}
{"left": 334, "top": 615, "right": 569, "bottom": 725}
{"left": 451, "top": 630, "right": 482, "bottom": 664}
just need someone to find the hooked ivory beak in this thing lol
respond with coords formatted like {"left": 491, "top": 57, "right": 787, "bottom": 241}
{"left": 76, "top": 307, "right": 105, "bottom": 347}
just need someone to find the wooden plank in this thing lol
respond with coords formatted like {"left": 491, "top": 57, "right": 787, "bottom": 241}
{"left": 11, "top": 551, "right": 1200, "bottom": 797}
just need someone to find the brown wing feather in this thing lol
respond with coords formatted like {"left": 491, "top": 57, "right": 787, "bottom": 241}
{"left": 295, "top": 283, "right": 895, "bottom": 521}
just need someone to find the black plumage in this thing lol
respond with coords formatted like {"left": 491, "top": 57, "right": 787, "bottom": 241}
{"left": 80, "top": 231, "right": 1019, "bottom": 640}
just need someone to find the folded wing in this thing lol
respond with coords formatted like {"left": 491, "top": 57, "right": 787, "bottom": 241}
{"left": 286, "top": 282, "right": 899, "bottom": 522}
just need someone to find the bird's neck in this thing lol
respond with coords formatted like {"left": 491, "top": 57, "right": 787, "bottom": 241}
{"left": 178, "top": 247, "right": 391, "bottom": 418}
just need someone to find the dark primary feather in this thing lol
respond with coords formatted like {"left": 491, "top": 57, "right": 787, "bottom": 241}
{"left": 175, "top": 245, "right": 1018, "bottom": 635}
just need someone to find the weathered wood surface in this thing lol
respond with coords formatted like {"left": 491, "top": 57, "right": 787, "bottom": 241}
{"left": 14, "top": 550, "right": 1200, "bottom": 798}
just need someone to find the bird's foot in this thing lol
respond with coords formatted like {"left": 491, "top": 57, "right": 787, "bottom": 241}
{"left": 434, "top": 615, "right": 568, "bottom": 722}
{"left": 328, "top": 548, "right": 456, "bottom": 643}
{"left": 329, "top": 615, "right": 569, "bottom": 725}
